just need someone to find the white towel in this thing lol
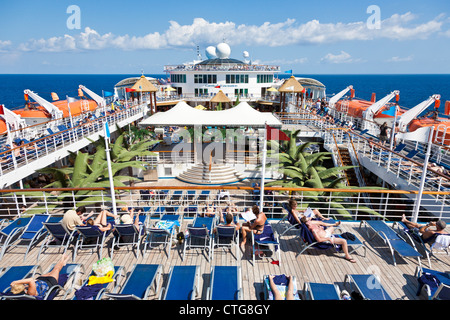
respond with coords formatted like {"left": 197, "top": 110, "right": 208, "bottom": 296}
{"left": 431, "top": 234, "right": 450, "bottom": 251}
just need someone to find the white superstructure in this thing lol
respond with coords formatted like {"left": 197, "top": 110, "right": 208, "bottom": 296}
{"left": 164, "top": 43, "right": 281, "bottom": 101}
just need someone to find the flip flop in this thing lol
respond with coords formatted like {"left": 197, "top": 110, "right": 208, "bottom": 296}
{"left": 345, "top": 257, "right": 356, "bottom": 263}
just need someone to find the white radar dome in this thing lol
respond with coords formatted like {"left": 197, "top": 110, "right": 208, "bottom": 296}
{"left": 243, "top": 51, "right": 249, "bottom": 58}
{"left": 216, "top": 42, "right": 231, "bottom": 59}
{"left": 205, "top": 46, "right": 217, "bottom": 59}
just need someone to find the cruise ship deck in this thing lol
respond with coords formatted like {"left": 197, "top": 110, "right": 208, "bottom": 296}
{"left": 0, "top": 180, "right": 449, "bottom": 301}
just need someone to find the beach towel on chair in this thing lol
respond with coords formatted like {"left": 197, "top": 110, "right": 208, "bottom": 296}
{"left": 431, "top": 234, "right": 450, "bottom": 251}
{"left": 255, "top": 224, "right": 278, "bottom": 251}
{"left": 417, "top": 273, "right": 441, "bottom": 297}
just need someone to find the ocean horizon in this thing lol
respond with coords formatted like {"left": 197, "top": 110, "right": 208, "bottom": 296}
{"left": 0, "top": 73, "right": 449, "bottom": 115}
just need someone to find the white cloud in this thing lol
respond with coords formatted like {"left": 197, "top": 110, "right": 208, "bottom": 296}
{"left": 387, "top": 55, "right": 414, "bottom": 62}
{"left": 11, "top": 13, "right": 447, "bottom": 53}
{"left": 321, "top": 51, "right": 357, "bottom": 64}
{"left": 0, "top": 40, "right": 12, "bottom": 52}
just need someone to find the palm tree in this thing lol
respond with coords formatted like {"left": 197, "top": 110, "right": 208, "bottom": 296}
{"left": 263, "top": 129, "right": 383, "bottom": 219}
{"left": 14, "top": 130, "right": 160, "bottom": 213}
{"left": 265, "top": 129, "right": 354, "bottom": 189}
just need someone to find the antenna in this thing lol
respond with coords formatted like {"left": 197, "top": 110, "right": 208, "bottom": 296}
{"left": 196, "top": 45, "right": 202, "bottom": 60}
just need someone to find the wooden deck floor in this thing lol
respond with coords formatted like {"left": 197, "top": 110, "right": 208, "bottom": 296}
{"left": 1, "top": 218, "right": 449, "bottom": 301}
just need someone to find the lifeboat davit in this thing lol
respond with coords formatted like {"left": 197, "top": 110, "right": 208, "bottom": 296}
{"left": 0, "top": 98, "right": 98, "bottom": 134}
{"left": 11, "top": 98, "right": 98, "bottom": 127}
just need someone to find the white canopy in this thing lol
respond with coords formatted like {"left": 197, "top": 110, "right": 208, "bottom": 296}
{"left": 139, "top": 101, "right": 283, "bottom": 128}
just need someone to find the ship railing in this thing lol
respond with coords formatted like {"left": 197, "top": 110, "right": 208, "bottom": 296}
{"left": 0, "top": 102, "right": 147, "bottom": 178}
{"left": 163, "top": 64, "right": 281, "bottom": 72}
{"left": 1, "top": 185, "right": 449, "bottom": 223}
{"left": 137, "top": 149, "right": 262, "bottom": 166}
{"left": 348, "top": 130, "right": 450, "bottom": 194}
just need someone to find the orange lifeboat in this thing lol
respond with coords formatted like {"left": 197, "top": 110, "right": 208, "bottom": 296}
{"left": 409, "top": 117, "right": 450, "bottom": 145}
{"left": 0, "top": 119, "right": 6, "bottom": 134}
{"left": 52, "top": 99, "right": 98, "bottom": 118}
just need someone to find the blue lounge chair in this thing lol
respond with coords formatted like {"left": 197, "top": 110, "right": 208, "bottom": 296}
{"left": 0, "top": 217, "right": 31, "bottom": 260}
{"left": 252, "top": 223, "right": 280, "bottom": 265}
{"left": 212, "top": 225, "right": 240, "bottom": 262}
{"left": 159, "top": 265, "right": 200, "bottom": 300}
{"left": 197, "top": 190, "right": 210, "bottom": 203}
{"left": 262, "top": 274, "right": 300, "bottom": 300}
{"left": 206, "top": 266, "right": 242, "bottom": 300}
{"left": 142, "top": 216, "right": 180, "bottom": 259}
{"left": 296, "top": 222, "right": 366, "bottom": 258}
{"left": 360, "top": 220, "right": 422, "bottom": 266}
{"left": 415, "top": 266, "right": 450, "bottom": 300}
{"left": 393, "top": 220, "right": 436, "bottom": 267}
{"left": 344, "top": 274, "right": 392, "bottom": 300}
{"left": 73, "top": 225, "right": 111, "bottom": 261}
{"left": 169, "top": 190, "right": 183, "bottom": 203}
{"left": 105, "top": 264, "right": 162, "bottom": 300}
{"left": 183, "top": 224, "right": 213, "bottom": 261}
{"left": 153, "top": 206, "right": 166, "bottom": 218}
{"left": 72, "top": 265, "right": 125, "bottom": 300}
{"left": 185, "top": 190, "right": 197, "bottom": 203}
{"left": 2, "top": 263, "right": 83, "bottom": 300}
{"left": 36, "top": 221, "right": 77, "bottom": 262}
{"left": 0, "top": 214, "right": 50, "bottom": 261}
{"left": 0, "top": 265, "right": 40, "bottom": 294}
{"left": 278, "top": 203, "right": 302, "bottom": 237}
{"left": 110, "top": 223, "right": 145, "bottom": 259}
{"left": 303, "top": 282, "right": 341, "bottom": 300}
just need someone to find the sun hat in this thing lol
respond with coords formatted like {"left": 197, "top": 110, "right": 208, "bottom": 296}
{"left": 121, "top": 214, "right": 133, "bottom": 224}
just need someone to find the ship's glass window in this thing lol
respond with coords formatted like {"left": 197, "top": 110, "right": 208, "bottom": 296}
{"left": 226, "top": 74, "right": 249, "bottom": 84}
{"left": 170, "top": 74, "right": 186, "bottom": 83}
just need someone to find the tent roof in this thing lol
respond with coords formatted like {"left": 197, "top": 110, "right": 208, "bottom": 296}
{"left": 131, "top": 75, "right": 158, "bottom": 92}
{"left": 210, "top": 90, "right": 231, "bottom": 103}
{"left": 139, "top": 101, "right": 282, "bottom": 127}
{"left": 278, "top": 76, "right": 304, "bottom": 93}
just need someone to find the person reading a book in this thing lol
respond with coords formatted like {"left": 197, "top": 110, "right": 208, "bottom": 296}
{"left": 287, "top": 199, "right": 328, "bottom": 224}
{"left": 240, "top": 205, "right": 267, "bottom": 247}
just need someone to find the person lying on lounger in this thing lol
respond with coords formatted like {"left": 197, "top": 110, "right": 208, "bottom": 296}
{"left": 9, "top": 254, "right": 70, "bottom": 298}
{"left": 401, "top": 214, "right": 449, "bottom": 244}
{"left": 86, "top": 209, "right": 117, "bottom": 233}
{"left": 301, "top": 216, "right": 356, "bottom": 263}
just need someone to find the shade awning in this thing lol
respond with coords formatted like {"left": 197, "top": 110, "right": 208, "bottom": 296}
{"left": 278, "top": 76, "right": 304, "bottom": 93}
{"left": 131, "top": 75, "right": 158, "bottom": 92}
{"left": 139, "top": 101, "right": 282, "bottom": 128}
{"left": 210, "top": 90, "right": 231, "bottom": 103}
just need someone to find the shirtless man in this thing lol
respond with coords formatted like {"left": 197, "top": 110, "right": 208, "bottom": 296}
{"left": 240, "top": 205, "right": 267, "bottom": 247}
{"left": 301, "top": 216, "right": 356, "bottom": 263}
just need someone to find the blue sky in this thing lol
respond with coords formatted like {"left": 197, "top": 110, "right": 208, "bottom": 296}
{"left": 0, "top": 0, "right": 449, "bottom": 74}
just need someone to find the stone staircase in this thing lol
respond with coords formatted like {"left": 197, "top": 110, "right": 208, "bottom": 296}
{"left": 176, "top": 162, "right": 247, "bottom": 185}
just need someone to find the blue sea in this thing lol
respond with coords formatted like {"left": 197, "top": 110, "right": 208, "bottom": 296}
{"left": 0, "top": 74, "right": 449, "bottom": 114}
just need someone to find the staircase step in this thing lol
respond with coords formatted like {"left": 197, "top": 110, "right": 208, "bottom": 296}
{"left": 176, "top": 162, "right": 246, "bottom": 185}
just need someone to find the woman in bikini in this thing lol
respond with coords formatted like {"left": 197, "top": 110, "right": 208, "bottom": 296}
{"left": 86, "top": 209, "right": 118, "bottom": 233}
{"left": 240, "top": 205, "right": 267, "bottom": 247}
{"left": 301, "top": 216, "right": 356, "bottom": 263}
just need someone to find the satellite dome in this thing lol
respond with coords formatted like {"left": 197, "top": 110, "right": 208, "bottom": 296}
{"left": 216, "top": 42, "right": 231, "bottom": 59}
{"left": 205, "top": 46, "right": 217, "bottom": 59}
{"left": 243, "top": 51, "right": 249, "bottom": 58}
